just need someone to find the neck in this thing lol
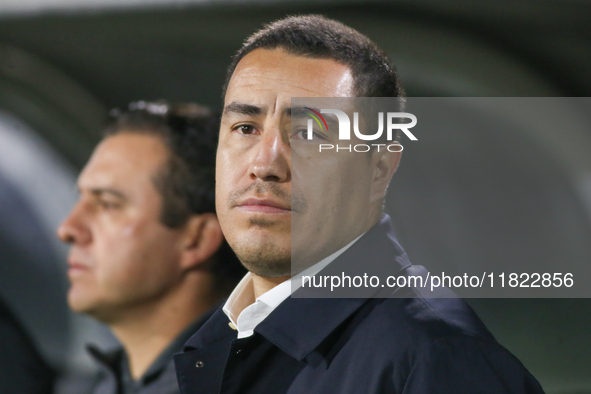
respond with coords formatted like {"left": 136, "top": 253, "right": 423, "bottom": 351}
{"left": 252, "top": 274, "right": 290, "bottom": 299}
{"left": 108, "top": 273, "right": 219, "bottom": 380}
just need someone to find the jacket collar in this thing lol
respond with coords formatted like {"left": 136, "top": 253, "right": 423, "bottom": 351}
{"left": 89, "top": 306, "right": 217, "bottom": 381}
{"left": 255, "top": 214, "right": 410, "bottom": 361}
{"left": 182, "top": 304, "right": 236, "bottom": 351}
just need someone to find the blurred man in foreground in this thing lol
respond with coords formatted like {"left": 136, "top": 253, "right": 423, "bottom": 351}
{"left": 57, "top": 101, "right": 244, "bottom": 394}
{"left": 173, "top": 16, "right": 545, "bottom": 393}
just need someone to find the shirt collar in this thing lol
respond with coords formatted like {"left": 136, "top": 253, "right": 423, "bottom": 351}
{"left": 222, "top": 233, "right": 363, "bottom": 338}
{"left": 88, "top": 306, "right": 217, "bottom": 384}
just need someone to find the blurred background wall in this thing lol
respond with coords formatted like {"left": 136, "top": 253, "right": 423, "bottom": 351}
{"left": 0, "top": 1, "right": 590, "bottom": 393}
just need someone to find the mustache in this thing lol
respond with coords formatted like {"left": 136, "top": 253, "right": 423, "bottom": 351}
{"left": 228, "top": 182, "right": 307, "bottom": 213}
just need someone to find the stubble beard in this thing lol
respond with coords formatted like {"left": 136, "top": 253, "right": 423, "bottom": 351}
{"left": 232, "top": 234, "right": 292, "bottom": 278}
{"left": 223, "top": 182, "right": 306, "bottom": 278}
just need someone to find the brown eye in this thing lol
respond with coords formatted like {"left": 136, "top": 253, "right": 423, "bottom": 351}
{"left": 236, "top": 125, "right": 256, "bottom": 135}
{"left": 292, "top": 128, "right": 323, "bottom": 141}
{"left": 296, "top": 129, "right": 311, "bottom": 140}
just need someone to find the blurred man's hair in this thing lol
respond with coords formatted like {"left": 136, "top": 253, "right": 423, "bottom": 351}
{"left": 105, "top": 101, "right": 245, "bottom": 295}
{"left": 223, "top": 14, "right": 405, "bottom": 99}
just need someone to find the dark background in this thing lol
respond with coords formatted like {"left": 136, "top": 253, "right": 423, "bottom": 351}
{"left": 0, "top": 1, "right": 590, "bottom": 393}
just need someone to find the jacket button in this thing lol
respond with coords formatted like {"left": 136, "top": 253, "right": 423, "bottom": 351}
{"left": 195, "top": 361, "right": 204, "bottom": 368}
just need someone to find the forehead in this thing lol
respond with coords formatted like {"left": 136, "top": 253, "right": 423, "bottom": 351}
{"left": 225, "top": 48, "right": 354, "bottom": 107}
{"left": 79, "top": 133, "right": 168, "bottom": 188}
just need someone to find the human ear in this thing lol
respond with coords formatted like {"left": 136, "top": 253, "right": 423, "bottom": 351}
{"left": 370, "top": 145, "right": 402, "bottom": 205}
{"left": 179, "top": 213, "right": 223, "bottom": 271}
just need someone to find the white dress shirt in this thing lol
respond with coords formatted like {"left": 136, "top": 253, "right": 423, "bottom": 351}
{"left": 223, "top": 234, "right": 363, "bottom": 339}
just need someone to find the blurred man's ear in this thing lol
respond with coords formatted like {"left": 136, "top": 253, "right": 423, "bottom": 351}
{"left": 370, "top": 145, "right": 402, "bottom": 206}
{"left": 179, "top": 213, "right": 223, "bottom": 271}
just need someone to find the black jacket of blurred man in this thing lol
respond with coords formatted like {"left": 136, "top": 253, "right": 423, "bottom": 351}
{"left": 173, "top": 16, "right": 545, "bottom": 394}
{"left": 57, "top": 101, "right": 245, "bottom": 394}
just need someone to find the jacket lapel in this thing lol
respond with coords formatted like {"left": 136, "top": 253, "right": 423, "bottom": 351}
{"left": 174, "top": 307, "right": 235, "bottom": 394}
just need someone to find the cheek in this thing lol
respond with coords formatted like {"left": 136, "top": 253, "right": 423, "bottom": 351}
{"left": 217, "top": 145, "right": 247, "bottom": 185}
{"left": 215, "top": 167, "right": 232, "bottom": 229}
{"left": 121, "top": 223, "right": 138, "bottom": 237}
{"left": 298, "top": 158, "right": 372, "bottom": 227}
{"left": 93, "top": 224, "right": 142, "bottom": 284}
{"left": 297, "top": 156, "right": 350, "bottom": 204}
{"left": 216, "top": 148, "right": 249, "bottom": 229}
{"left": 332, "top": 163, "right": 373, "bottom": 218}
{"left": 103, "top": 220, "right": 145, "bottom": 249}
{"left": 216, "top": 150, "right": 235, "bottom": 199}
{"left": 93, "top": 221, "right": 176, "bottom": 290}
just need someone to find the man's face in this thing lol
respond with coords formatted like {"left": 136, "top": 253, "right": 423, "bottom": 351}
{"left": 217, "top": 48, "right": 385, "bottom": 277}
{"left": 58, "top": 133, "right": 186, "bottom": 322}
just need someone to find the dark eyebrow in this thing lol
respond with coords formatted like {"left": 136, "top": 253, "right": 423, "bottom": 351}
{"left": 291, "top": 106, "right": 339, "bottom": 130}
{"left": 290, "top": 106, "right": 319, "bottom": 117}
{"left": 223, "top": 101, "right": 265, "bottom": 117}
{"left": 89, "top": 188, "right": 126, "bottom": 200}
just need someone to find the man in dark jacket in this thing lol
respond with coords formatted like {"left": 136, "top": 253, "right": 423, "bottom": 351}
{"left": 174, "top": 16, "right": 545, "bottom": 393}
{"left": 57, "top": 102, "right": 244, "bottom": 394}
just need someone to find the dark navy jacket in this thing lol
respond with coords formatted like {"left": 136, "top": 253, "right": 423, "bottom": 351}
{"left": 174, "top": 215, "right": 545, "bottom": 394}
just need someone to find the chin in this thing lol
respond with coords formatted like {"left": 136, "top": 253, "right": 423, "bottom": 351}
{"left": 67, "top": 288, "right": 99, "bottom": 315}
{"left": 243, "top": 259, "right": 292, "bottom": 278}
{"left": 69, "top": 298, "right": 116, "bottom": 323}
{"left": 232, "top": 235, "right": 291, "bottom": 277}
{"left": 67, "top": 294, "right": 91, "bottom": 314}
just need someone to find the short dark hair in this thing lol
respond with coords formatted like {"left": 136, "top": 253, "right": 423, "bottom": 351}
{"left": 223, "top": 15, "right": 405, "bottom": 99}
{"left": 105, "top": 101, "right": 245, "bottom": 294}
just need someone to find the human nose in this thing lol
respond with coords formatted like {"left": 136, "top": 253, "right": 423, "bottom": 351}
{"left": 249, "top": 127, "right": 290, "bottom": 183}
{"left": 56, "top": 201, "right": 92, "bottom": 245}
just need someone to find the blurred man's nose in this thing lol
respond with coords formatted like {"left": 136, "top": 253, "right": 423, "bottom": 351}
{"left": 249, "top": 127, "right": 290, "bottom": 183}
{"left": 57, "top": 203, "right": 92, "bottom": 245}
